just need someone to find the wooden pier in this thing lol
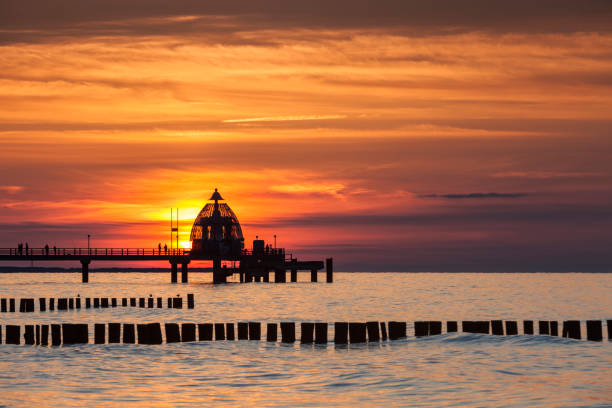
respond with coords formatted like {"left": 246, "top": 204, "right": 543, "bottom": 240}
{"left": 0, "top": 247, "right": 330, "bottom": 284}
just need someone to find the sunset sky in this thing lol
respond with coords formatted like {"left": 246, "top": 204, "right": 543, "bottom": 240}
{"left": 1, "top": 1, "right": 611, "bottom": 271}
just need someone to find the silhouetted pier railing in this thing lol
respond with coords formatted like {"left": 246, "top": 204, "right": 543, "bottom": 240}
{"left": 1, "top": 320, "right": 610, "bottom": 346}
{"left": 0, "top": 247, "right": 189, "bottom": 257}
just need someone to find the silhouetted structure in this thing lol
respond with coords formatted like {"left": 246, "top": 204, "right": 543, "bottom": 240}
{"left": 0, "top": 189, "right": 329, "bottom": 284}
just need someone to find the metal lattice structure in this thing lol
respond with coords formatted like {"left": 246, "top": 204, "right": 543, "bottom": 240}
{"left": 189, "top": 189, "right": 244, "bottom": 259}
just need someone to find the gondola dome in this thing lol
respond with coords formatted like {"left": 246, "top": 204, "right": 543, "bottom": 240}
{"left": 189, "top": 189, "right": 244, "bottom": 258}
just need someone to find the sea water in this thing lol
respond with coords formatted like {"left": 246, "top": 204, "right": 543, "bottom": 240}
{"left": 0, "top": 272, "right": 610, "bottom": 407}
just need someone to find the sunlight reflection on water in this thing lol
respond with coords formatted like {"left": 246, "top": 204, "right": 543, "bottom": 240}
{"left": 0, "top": 272, "right": 610, "bottom": 407}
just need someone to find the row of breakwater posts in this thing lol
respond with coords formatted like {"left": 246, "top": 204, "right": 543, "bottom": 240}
{"left": 1, "top": 295, "right": 194, "bottom": 312}
{"left": 0, "top": 320, "right": 610, "bottom": 345}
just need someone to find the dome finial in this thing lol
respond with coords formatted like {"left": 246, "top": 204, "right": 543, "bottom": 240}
{"left": 209, "top": 188, "right": 224, "bottom": 201}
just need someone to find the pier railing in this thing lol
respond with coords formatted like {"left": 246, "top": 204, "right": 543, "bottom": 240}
{"left": 0, "top": 248, "right": 189, "bottom": 257}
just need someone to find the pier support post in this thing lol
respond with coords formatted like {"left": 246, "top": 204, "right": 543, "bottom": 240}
{"left": 181, "top": 261, "right": 189, "bottom": 283}
{"left": 170, "top": 261, "right": 178, "bottom": 283}
{"left": 263, "top": 268, "right": 270, "bottom": 283}
{"left": 310, "top": 269, "right": 317, "bottom": 282}
{"left": 274, "top": 268, "right": 286, "bottom": 283}
{"left": 81, "top": 259, "right": 90, "bottom": 283}
{"left": 291, "top": 268, "right": 297, "bottom": 282}
{"left": 212, "top": 257, "right": 225, "bottom": 284}
{"left": 326, "top": 258, "right": 333, "bottom": 283}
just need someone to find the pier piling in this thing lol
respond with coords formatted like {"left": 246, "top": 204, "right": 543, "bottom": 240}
{"left": 334, "top": 322, "right": 348, "bottom": 344}
{"left": 198, "top": 324, "right": 213, "bottom": 341}
{"left": 281, "top": 322, "right": 295, "bottom": 343}
{"left": 41, "top": 325, "right": 49, "bottom": 346}
{"left": 380, "top": 322, "right": 388, "bottom": 340}
{"left": 123, "top": 324, "right": 135, "bottom": 344}
{"left": 524, "top": 320, "right": 534, "bottom": 335}
{"left": 562, "top": 320, "right": 581, "bottom": 340}
{"left": 290, "top": 268, "right": 297, "bottom": 282}
{"left": 0, "top": 298, "right": 5, "bottom": 312}
{"left": 310, "top": 269, "right": 317, "bottom": 282}
{"left": 388, "top": 321, "right": 406, "bottom": 340}
{"left": 81, "top": 259, "right": 90, "bottom": 283}
{"left": 301, "top": 322, "right": 314, "bottom": 343}
{"left": 267, "top": 323, "right": 277, "bottom": 342}
{"left": 550, "top": 321, "right": 559, "bottom": 336}
{"left": 181, "top": 262, "right": 189, "bottom": 283}
{"left": 505, "top": 321, "right": 518, "bottom": 335}
{"left": 109, "top": 323, "right": 120, "bottom": 343}
{"left": 462, "top": 321, "right": 489, "bottom": 334}
{"left": 366, "top": 321, "right": 380, "bottom": 342}
{"left": 170, "top": 262, "right": 178, "bottom": 283}
{"left": 539, "top": 321, "right": 550, "bottom": 335}
{"left": 6, "top": 325, "right": 20, "bottom": 344}
{"left": 491, "top": 320, "right": 504, "bottom": 335}
{"left": 349, "top": 322, "right": 367, "bottom": 343}
{"left": 586, "top": 320, "right": 603, "bottom": 341}
{"left": 24, "top": 325, "right": 34, "bottom": 345}
{"left": 95, "top": 324, "right": 105, "bottom": 344}
{"left": 237, "top": 322, "right": 248, "bottom": 340}
{"left": 9, "top": 298, "right": 15, "bottom": 312}
{"left": 215, "top": 323, "right": 225, "bottom": 340}
{"left": 226, "top": 323, "right": 235, "bottom": 340}
{"left": 51, "top": 324, "right": 61, "bottom": 346}
{"left": 181, "top": 323, "right": 196, "bottom": 342}
{"left": 414, "top": 321, "right": 428, "bottom": 337}
{"left": 187, "top": 294, "right": 194, "bottom": 309}
{"left": 248, "top": 322, "right": 261, "bottom": 340}
{"left": 315, "top": 322, "right": 328, "bottom": 344}
{"left": 165, "top": 323, "right": 181, "bottom": 343}
{"left": 326, "top": 258, "right": 333, "bottom": 283}
{"left": 447, "top": 321, "right": 458, "bottom": 333}
{"left": 93, "top": 298, "right": 99, "bottom": 308}
{"left": 85, "top": 298, "right": 90, "bottom": 308}
{"left": 39, "top": 298, "right": 46, "bottom": 312}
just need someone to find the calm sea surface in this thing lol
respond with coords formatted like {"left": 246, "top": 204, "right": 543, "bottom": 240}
{"left": 0, "top": 272, "right": 610, "bottom": 407}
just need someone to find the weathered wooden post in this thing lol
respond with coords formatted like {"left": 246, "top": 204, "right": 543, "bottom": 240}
{"left": 263, "top": 268, "right": 270, "bottom": 283}
{"left": 157, "top": 297, "right": 162, "bottom": 308}
{"left": 1, "top": 298, "right": 6, "bottom": 312}
{"left": 198, "top": 323, "right": 213, "bottom": 341}
{"left": 214, "top": 323, "right": 225, "bottom": 340}
{"left": 101, "top": 298, "right": 109, "bottom": 308}
{"left": 326, "top": 258, "right": 333, "bottom": 283}
{"left": 505, "top": 321, "right": 518, "bottom": 335}
{"left": 81, "top": 259, "right": 90, "bottom": 283}
{"left": 170, "top": 261, "right": 178, "bottom": 283}
{"left": 181, "top": 261, "right": 189, "bottom": 283}
{"left": 430, "top": 321, "right": 442, "bottom": 335}
{"left": 123, "top": 324, "right": 135, "bottom": 344}
{"left": 111, "top": 298, "right": 116, "bottom": 307}
{"left": 36, "top": 325, "right": 40, "bottom": 345}
{"left": 173, "top": 297, "right": 182, "bottom": 309}
{"left": 108, "top": 323, "right": 121, "bottom": 343}
{"left": 267, "top": 323, "right": 278, "bottom": 342}
{"left": 388, "top": 321, "right": 407, "bottom": 340}
{"left": 41, "top": 325, "right": 49, "bottom": 346}
{"left": 349, "top": 322, "right": 367, "bottom": 343}
{"left": 165, "top": 323, "right": 181, "bottom": 343}
{"left": 226, "top": 323, "right": 235, "bottom": 340}
{"left": 380, "top": 322, "right": 388, "bottom": 340}
{"left": 58, "top": 298, "right": 68, "bottom": 310}
{"left": 274, "top": 268, "right": 286, "bottom": 283}
{"left": 187, "top": 294, "right": 194, "bottom": 309}
{"left": 608, "top": 320, "right": 612, "bottom": 341}
{"left": 95, "top": 324, "right": 105, "bottom": 344}
{"left": 334, "top": 322, "right": 348, "bottom": 344}
{"left": 315, "top": 322, "right": 328, "bottom": 344}
{"left": 491, "top": 320, "right": 504, "bottom": 335}
{"left": 6, "top": 325, "right": 20, "bottom": 344}
{"left": 550, "top": 321, "right": 559, "bottom": 336}
{"left": 281, "top": 322, "right": 295, "bottom": 343}
{"left": 147, "top": 296, "right": 153, "bottom": 308}
{"left": 68, "top": 298, "right": 74, "bottom": 309}
{"left": 93, "top": 298, "right": 99, "bottom": 308}
{"left": 147, "top": 323, "right": 162, "bottom": 344}
{"left": 539, "top": 321, "right": 550, "bottom": 335}
{"left": 523, "top": 320, "right": 534, "bottom": 335}
{"left": 167, "top": 297, "right": 172, "bottom": 308}
{"left": 24, "top": 325, "right": 34, "bottom": 345}
{"left": 366, "top": 321, "right": 380, "bottom": 342}
{"left": 586, "top": 320, "right": 602, "bottom": 341}
{"left": 122, "top": 298, "right": 127, "bottom": 307}
{"left": 85, "top": 298, "right": 91, "bottom": 308}
{"left": 249, "top": 322, "right": 261, "bottom": 340}
{"left": 414, "top": 321, "right": 428, "bottom": 337}
{"left": 310, "top": 269, "right": 317, "bottom": 282}
{"left": 301, "top": 322, "right": 314, "bottom": 343}
{"left": 137, "top": 324, "right": 150, "bottom": 344}
{"left": 237, "top": 322, "right": 248, "bottom": 340}
{"left": 463, "top": 321, "right": 490, "bottom": 334}
{"left": 290, "top": 268, "right": 297, "bottom": 282}
{"left": 39, "top": 298, "right": 46, "bottom": 312}
{"left": 139, "top": 298, "right": 145, "bottom": 308}
{"left": 181, "top": 323, "right": 196, "bottom": 342}
{"left": 76, "top": 297, "right": 82, "bottom": 309}
{"left": 9, "top": 298, "right": 15, "bottom": 312}
{"left": 562, "top": 320, "right": 581, "bottom": 340}
{"left": 51, "top": 324, "right": 61, "bottom": 346}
